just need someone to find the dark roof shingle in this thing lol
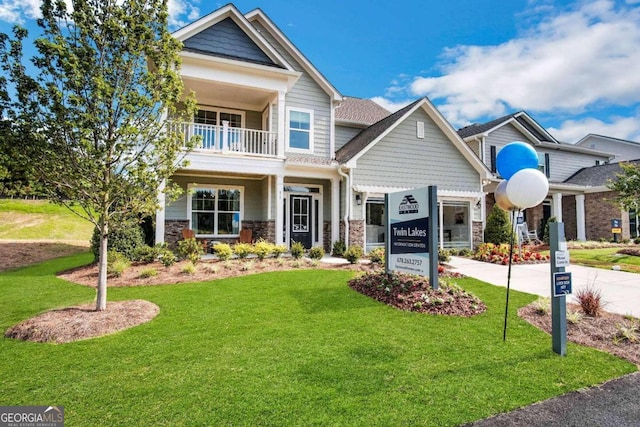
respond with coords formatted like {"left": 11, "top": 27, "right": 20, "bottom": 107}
{"left": 564, "top": 159, "right": 640, "bottom": 186}
{"left": 335, "top": 97, "right": 390, "bottom": 125}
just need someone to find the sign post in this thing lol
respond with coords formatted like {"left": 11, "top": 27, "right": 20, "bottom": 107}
{"left": 385, "top": 185, "right": 438, "bottom": 289}
{"left": 550, "top": 222, "right": 569, "bottom": 356}
{"left": 611, "top": 218, "right": 622, "bottom": 243}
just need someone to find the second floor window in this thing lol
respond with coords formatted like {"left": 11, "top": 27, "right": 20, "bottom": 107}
{"left": 287, "top": 108, "right": 313, "bottom": 152}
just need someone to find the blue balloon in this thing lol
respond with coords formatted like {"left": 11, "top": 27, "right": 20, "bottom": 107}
{"left": 495, "top": 141, "right": 539, "bottom": 180}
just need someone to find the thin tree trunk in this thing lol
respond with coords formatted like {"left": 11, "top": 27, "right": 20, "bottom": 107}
{"left": 96, "top": 220, "right": 108, "bottom": 311}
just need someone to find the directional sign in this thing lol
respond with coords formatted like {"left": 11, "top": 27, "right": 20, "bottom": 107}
{"left": 555, "top": 250, "right": 570, "bottom": 267}
{"left": 553, "top": 272, "right": 572, "bottom": 297}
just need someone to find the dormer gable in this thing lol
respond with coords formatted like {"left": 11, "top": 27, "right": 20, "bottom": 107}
{"left": 172, "top": 4, "right": 294, "bottom": 71}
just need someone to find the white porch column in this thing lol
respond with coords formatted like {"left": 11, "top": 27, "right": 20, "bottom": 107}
{"left": 552, "top": 192, "right": 563, "bottom": 222}
{"left": 331, "top": 177, "right": 340, "bottom": 246}
{"left": 575, "top": 194, "right": 586, "bottom": 241}
{"left": 277, "top": 91, "right": 286, "bottom": 159}
{"left": 155, "top": 180, "right": 166, "bottom": 244}
{"left": 275, "top": 174, "right": 284, "bottom": 245}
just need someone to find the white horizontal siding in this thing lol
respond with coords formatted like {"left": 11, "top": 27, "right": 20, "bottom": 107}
{"left": 353, "top": 108, "right": 480, "bottom": 193}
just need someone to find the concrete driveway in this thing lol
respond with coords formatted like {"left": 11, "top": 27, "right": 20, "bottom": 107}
{"left": 448, "top": 256, "right": 640, "bottom": 317}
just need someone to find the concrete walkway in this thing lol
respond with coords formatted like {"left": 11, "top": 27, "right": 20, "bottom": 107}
{"left": 448, "top": 256, "right": 640, "bottom": 317}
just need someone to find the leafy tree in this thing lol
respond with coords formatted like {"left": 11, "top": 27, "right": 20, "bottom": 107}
{"left": 608, "top": 162, "right": 640, "bottom": 212}
{"left": 484, "top": 204, "right": 514, "bottom": 244}
{"left": 0, "top": 0, "right": 197, "bottom": 310}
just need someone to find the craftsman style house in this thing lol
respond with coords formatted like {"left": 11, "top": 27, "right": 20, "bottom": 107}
{"left": 457, "top": 112, "right": 638, "bottom": 241}
{"left": 155, "top": 4, "right": 491, "bottom": 252}
{"left": 155, "top": 4, "right": 637, "bottom": 251}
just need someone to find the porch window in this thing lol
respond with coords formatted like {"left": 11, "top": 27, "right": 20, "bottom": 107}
{"left": 365, "top": 200, "right": 385, "bottom": 253}
{"left": 441, "top": 201, "right": 471, "bottom": 249}
{"left": 189, "top": 187, "right": 242, "bottom": 237}
{"left": 287, "top": 108, "right": 313, "bottom": 151}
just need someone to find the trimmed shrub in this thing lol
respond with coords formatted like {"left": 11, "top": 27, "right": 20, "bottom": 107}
{"left": 543, "top": 216, "right": 557, "bottom": 244}
{"left": 332, "top": 240, "right": 346, "bottom": 257}
{"left": 290, "top": 241, "right": 305, "bottom": 260}
{"left": 438, "top": 248, "right": 451, "bottom": 264}
{"left": 158, "top": 247, "right": 177, "bottom": 267}
{"left": 91, "top": 220, "right": 146, "bottom": 261}
{"left": 484, "top": 205, "right": 514, "bottom": 245}
{"left": 213, "top": 243, "right": 233, "bottom": 261}
{"left": 176, "top": 238, "right": 204, "bottom": 264}
{"left": 107, "top": 250, "right": 130, "bottom": 277}
{"left": 233, "top": 243, "right": 253, "bottom": 259}
{"left": 253, "top": 239, "right": 274, "bottom": 261}
{"left": 272, "top": 244, "right": 288, "bottom": 258}
{"left": 344, "top": 245, "right": 363, "bottom": 264}
{"left": 368, "top": 247, "right": 385, "bottom": 264}
{"left": 308, "top": 246, "right": 325, "bottom": 260}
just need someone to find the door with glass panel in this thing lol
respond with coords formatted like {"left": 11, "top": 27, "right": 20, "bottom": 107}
{"left": 290, "top": 195, "right": 312, "bottom": 249}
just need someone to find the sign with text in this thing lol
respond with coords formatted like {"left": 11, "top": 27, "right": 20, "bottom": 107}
{"left": 386, "top": 187, "right": 431, "bottom": 276}
{"left": 553, "top": 272, "right": 572, "bottom": 297}
{"left": 611, "top": 218, "right": 622, "bottom": 234}
{"left": 555, "top": 250, "right": 570, "bottom": 267}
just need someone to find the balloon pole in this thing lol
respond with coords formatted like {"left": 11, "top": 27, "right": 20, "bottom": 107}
{"left": 503, "top": 209, "right": 519, "bottom": 342}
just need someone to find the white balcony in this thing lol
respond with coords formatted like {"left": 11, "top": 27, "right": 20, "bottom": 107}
{"left": 169, "top": 121, "right": 278, "bottom": 158}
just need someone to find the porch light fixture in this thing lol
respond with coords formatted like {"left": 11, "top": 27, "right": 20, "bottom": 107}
{"left": 355, "top": 194, "right": 362, "bottom": 205}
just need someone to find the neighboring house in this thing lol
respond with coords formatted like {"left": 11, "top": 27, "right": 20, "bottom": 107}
{"left": 564, "top": 160, "right": 640, "bottom": 240}
{"left": 155, "top": 4, "right": 492, "bottom": 251}
{"left": 575, "top": 134, "right": 640, "bottom": 163}
{"left": 458, "top": 111, "right": 615, "bottom": 241}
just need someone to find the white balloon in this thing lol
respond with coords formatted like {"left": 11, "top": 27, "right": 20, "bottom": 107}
{"left": 505, "top": 168, "right": 549, "bottom": 209}
{"left": 494, "top": 180, "right": 515, "bottom": 211}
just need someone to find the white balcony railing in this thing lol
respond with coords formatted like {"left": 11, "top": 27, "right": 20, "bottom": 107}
{"left": 168, "top": 121, "right": 278, "bottom": 157}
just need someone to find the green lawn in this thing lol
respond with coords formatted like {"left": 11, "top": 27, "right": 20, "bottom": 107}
{"left": 566, "top": 247, "right": 640, "bottom": 273}
{"left": 0, "top": 199, "right": 93, "bottom": 241}
{"left": 0, "top": 254, "right": 636, "bottom": 426}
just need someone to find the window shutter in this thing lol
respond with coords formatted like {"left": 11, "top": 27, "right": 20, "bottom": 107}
{"left": 417, "top": 121, "right": 425, "bottom": 139}
{"left": 544, "top": 153, "right": 550, "bottom": 178}
{"left": 490, "top": 146, "right": 497, "bottom": 173}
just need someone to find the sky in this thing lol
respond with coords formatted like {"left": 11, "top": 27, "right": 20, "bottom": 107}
{"left": 1, "top": 0, "right": 639, "bottom": 143}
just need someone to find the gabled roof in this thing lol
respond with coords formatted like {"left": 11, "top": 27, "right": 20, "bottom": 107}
{"left": 244, "top": 8, "right": 342, "bottom": 102}
{"left": 335, "top": 97, "right": 391, "bottom": 126}
{"left": 172, "top": 4, "right": 294, "bottom": 72}
{"left": 457, "top": 111, "right": 558, "bottom": 144}
{"left": 576, "top": 134, "right": 640, "bottom": 148}
{"left": 564, "top": 159, "right": 640, "bottom": 187}
{"left": 335, "top": 98, "right": 490, "bottom": 178}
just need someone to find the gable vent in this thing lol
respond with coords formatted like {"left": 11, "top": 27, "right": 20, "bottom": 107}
{"left": 417, "top": 121, "right": 425, "bottom": 139}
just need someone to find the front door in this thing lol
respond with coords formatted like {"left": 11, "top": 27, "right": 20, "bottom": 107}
{"left": 290, "top": 195, "right": 313, "bottom": 249}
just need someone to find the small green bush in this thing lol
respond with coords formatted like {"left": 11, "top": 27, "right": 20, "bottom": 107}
{"left": 253, "top": 239, "right": 274, "bottom": 261}
{"left": 291, "top": 241, "right": 305, "bottom": 259}
{"left": 107, "top": 250, "right": 130, "bottom": 277}
{"left": 368, "top": 247, "right": 385, "bottom": 264}
{"left": 158, "top": 248, "right": 177, "bottom": 267}
{"left": 138, "top": 268, "right": 158, "bottom": 279}
{"left": 213, "top": 243, "right": 233, "bottom": 261}
{"left": 543, "top": 216, "right": 557, "bottom": 244}
{"left": 91, "top": 220, "right": 146, "bottom": 261}
{"left": 531, "top": 297, "right": 551, "bottom": 315}
{"left": 131, "top": 245, "right": 157, "bottom": 264}
{"left": 176, "top": 238, "right": 204, "bottom": 264}
{"left": 332, "top": 240, "right": 346, "bottom": 257}
{"left": 272, "top": 244, "right": 288, "bottom": 258}
{"left": 308, "top": 246, "right": 325, "bottom": 260}
{"left": 344, "top": 245, "right": 363, "bottom": 264}
{"left": 438, "top": 248, "right": 451, "bottom": 264}
{"left": 484, "top": 205, "right": 514, "bottom": 245}
{"left": 181, "top": 261, "right": 196, "bottom": 275}
{"left": 458, "top": 247, "right": 472, "bottom": 257}
{"left": 233, "top": 243, "right": 253, "bottom": 259}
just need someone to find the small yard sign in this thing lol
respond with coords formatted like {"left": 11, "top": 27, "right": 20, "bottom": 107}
{"left": 553, "top": 272, "right": 572, "bottom": 297}
{"left": 385, "top": 186, "right": 438, "bottom": 288}
{"left": 611, "top": 218, "right": 622, "bottom": 234}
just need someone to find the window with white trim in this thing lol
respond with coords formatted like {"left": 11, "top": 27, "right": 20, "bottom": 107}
{"left": 189, "top": 186, "right": 242, "bottom": 237}
{"left": 286, "top": 107, "right": 313, "bottom": 151}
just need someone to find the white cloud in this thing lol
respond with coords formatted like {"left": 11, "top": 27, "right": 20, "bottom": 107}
{"left": 0, "top": 0, "right": 199, "bottom": 28}
{"left": 549, "top": 114, "right": 640, "bottom": 143}
{"left": 387, "top": 0, "right": 640, "bottom": 128}
{"left": 370, "top": 96, "right": 413, "bottom": 113}
{"left": 0, "top": 0, "right": 42, "bottom": 24}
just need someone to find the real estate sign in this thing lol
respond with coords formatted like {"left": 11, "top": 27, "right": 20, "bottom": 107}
{"left": 385, "top": 186, "right": 438, "bottom": 288}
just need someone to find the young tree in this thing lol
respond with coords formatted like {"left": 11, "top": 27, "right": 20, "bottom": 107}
{"left": 608, "top": 162, "right": 640, "bottom": 212}
{"left": 1, "top": 0, "right": 196, "bottom": 310}
{"left": 484, "top": 204, "right": 514, "bottom": 245}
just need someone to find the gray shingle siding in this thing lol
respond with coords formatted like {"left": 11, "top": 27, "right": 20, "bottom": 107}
{"left": 251, "top": 21, "right": 332, "bottom": 159}
{"left": 335, "top": 125, "right": 362, "bottom": 151}
{"left": 353, "top": 108, "right": 480, "bottom": 192}
{"left": 183, "top": 17, "right": 278, "bottom": 67}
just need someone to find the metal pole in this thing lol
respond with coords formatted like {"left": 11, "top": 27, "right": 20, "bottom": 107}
{"left": 429, "top": 186, "right": 439, "bottom": 290}
{"left": 550, "top": 222, "right": 567, "bottom": 356}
